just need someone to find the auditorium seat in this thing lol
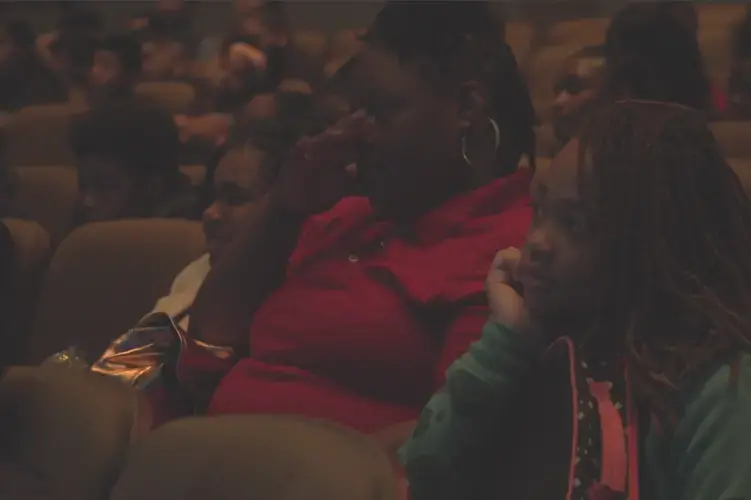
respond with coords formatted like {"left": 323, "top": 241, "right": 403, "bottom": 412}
{"left": 292, "top": 30, "right": 329, "bottom": 69}
{"left": 135, "top": 82, "right": 197, "bottom": 115}
{"left": 5, "top": 104, "right": 85, "bottom": 167}
{"left": 0, "top": 366, "right": 146, "bottom": 500}
{"left": 505, "top": 21, "right": 536, "bottom": 68}
{"left": 547, "top": 17, "right": 609, "bottom": 47}
{"left": 697, "top": 4, "right": 746, "bottom": 90}
{"left": 27, "top": 219, "right": 205, "bottom": 363}
{"left": 13, "top": 165, "right": 78, "bottom": 244}
{"left": 110, "top": 415, "right": 401, "bottom": 500}
{"left": 179, "top": 165, "right": 207, "bottom": 187}
{"left": 711, "top": 121, "right": 751, "bottom": 158}
{"left": 728, "top": 158, "right": 751, "bottom": 196}
{"left": 2, "top": 218, "right": 51, "bottom": 362}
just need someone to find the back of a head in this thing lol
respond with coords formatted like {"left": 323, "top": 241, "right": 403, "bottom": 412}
{"left": 70, "top": 101, "right": 179, "bottom": 180}
{"left": 363, "top": 0, "right": 536, "bottom": 174}
{"left": 145, "top": 12, "right": 172, "bottom": 42}
{"left": 97, "top": 33, "right": 143, "bottom": 77}
{"left": 50, "top": 33, "right": 95, "bottom": 83}
{"left": 57, "top": 5, "right": 102, "bottom": 38}
{"left": 604, "top": 3, "right": 710, "bottom": 111}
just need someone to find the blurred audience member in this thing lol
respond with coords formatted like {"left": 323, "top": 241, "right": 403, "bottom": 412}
{"left": 550, "top": 45, "right": 605, "bottom": 148}
{"left": 151, "top": 115, "right": 308, "bottom": 332}
{"left": 603, "top": 3, "right": 711, "bottom": 112}
{"left": 37, "top": 4, "right": 102, "bottom": 56}
{"left": 172, "top": 1, "right": 535, "bottom": 441}
{"left": 208, "top": 1, "right": 292, "bottom": 111}
{"left": 212, "top": 36, "right": 270, "bottom": 112}
{"left": 0, "top": 21, "right": 66, "bottom": 111}
{"left": 130, "top": 0, "right": 193, "bottom": 50}
{"left": 141, "top": 14, "right": 189, "bottom": 81}
{"left": 56, "top": 4, "right": 102, "bottom": 42}
{"left": 46, "top": 34, "right": 95, "bottom": 104}
{"left": 88, "top": 34, "right": 143, "bottom": 106}
{"left": 69, "top": 101, "right": 199, "bottom": 226}
{"left": 310, "top": 58, "right": 356, "bottom": 135}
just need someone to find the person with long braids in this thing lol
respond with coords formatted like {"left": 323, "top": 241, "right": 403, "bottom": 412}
{"left": 150, "top": 0, "right": 536, "bottom": 445}
{"left": 400, "top": 100, "right": 751, "bottom": 500}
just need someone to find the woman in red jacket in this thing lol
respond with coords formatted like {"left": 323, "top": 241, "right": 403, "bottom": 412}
{"left": 154, "top": 0, "right": 535, "bottom": 448}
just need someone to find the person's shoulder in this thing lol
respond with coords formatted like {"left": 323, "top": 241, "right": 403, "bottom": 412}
{"left": 288, "top": 197, "right": 374, "bottom": 273}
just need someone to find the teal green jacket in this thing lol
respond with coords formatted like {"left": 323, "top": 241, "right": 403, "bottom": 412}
{"left": 398, "top": 320, "right": 751, "bottom": 500}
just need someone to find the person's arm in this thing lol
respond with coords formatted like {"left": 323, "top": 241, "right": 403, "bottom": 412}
{"left": 665, "top": 358, "right": 751, "bottom": 500}
{"left": 187, "top": 191, "right": 305, "bottom": 346}
{"left": 398, "top": 319, "right": 544, "bottom": 500}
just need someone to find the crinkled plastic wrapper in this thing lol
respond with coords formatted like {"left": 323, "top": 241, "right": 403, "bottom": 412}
{"left": 91, "top": 313, "right": 184, "bottom": 389}
{"left": 46, "top": 312, "right": 235, "bottom": 401}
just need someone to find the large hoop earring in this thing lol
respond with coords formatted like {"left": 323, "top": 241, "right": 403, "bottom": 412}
{"left": 462, "top": 118, "right": 501, "bottom": 168}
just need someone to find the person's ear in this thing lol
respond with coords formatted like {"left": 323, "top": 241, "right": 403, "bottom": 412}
{"left": 457, "top": 80, "right": 488, "bottom": 130}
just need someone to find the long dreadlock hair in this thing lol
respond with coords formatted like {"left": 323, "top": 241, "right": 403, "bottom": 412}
{"left": 578, "top": 100, "right": 751, "bottom": 414}
{"left": 361, "top": 0, "right": 536, "bottom": 176}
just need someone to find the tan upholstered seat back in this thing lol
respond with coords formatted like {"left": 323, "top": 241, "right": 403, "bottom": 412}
{"left": 28, "top": 219, "right": 205, "bottom": 362}
{"left": 711, "top": 121, "right": 751, "bottom": 158}
{"left": 0, "top": 366, "right": 142, "bottom": 500}
{"left": 13, "top": 165, "right": 78, "bottom": 243}
{"left": 110, "top": 415, "right": 400, "bottom": 500}
{"left": 728, "top": 157, "right": 751, "bottom": 197}
{"left": 5, "top": 104, "right": 85, "bottom": 167}
{"left": 134, "top": 82, "right": 197, "bottom": 115}
{"left": 2, "top": 218, "right": 51, "bottom": 361}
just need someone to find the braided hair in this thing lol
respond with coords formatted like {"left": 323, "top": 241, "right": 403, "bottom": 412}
{"left": 578, "top": 101, "right": 751, "bottom": 414}
{"left": 362, "top": 0, "right": 536, "bottom": 175}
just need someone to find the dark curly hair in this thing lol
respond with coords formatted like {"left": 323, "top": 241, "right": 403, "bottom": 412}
{"left": 362, "top": 0, "right": 536, "bottom": 176}
{"left": 69, "top": 101, "right": 180, "bottom": 184}
{"left": 603, "top": 3, "right": 710, "bottom": 111}
{"left": 578, "top": 100, "right": 751, "bottom": 414}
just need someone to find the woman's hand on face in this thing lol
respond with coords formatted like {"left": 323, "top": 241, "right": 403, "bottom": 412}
{"left": 487, "top": 247, "right": 529, "bottom": 332}
{"left": 275, "top": 111, "right": 374, "bottom": 215}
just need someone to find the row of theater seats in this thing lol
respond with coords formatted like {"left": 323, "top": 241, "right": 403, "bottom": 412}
{"left": 12, "top": 164, "right": 205, "bottom": 242}
{"left": 4, "top": 88, "right": 196, "bottom": 169}
{"left": 0, "top": 364, "right": 393, "bottom": 500}
{"left": 4, "top": 217, "right": 205, "bottom": 364}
